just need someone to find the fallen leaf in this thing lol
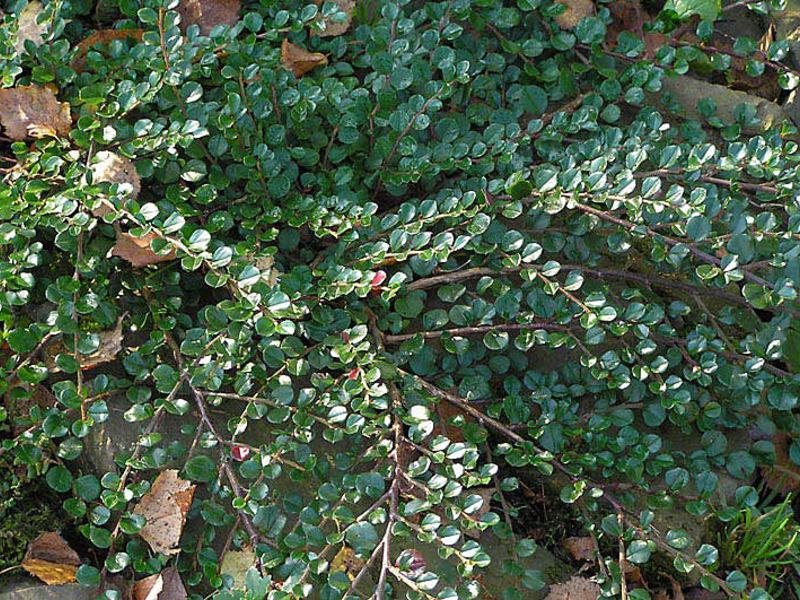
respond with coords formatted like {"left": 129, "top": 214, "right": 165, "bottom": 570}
{"left": 761, "top": 433, "right": 800, "bottom": 494}
{"left": 0, "top": 85, "right": 71, "bottom": 140}
{"left": 330, "top": 546, "right": 365, "bottom": 580}
{"left": 112, "top": 231, "right": 177, "bottom": 268}
{"left": 89, "top": 151, "right": 141, "bottom": 217}
{"left": 280, "top": 38, "right": 328, "bottom": 77}
{"left": 15, "top": 1, "right": 46, "bottom": 54}
{"left": 563, "top": 536, "right": 596, "bottom": 562}
{"left": 81, "top": 314, "right": 126, "bottom": 368}
{"left": 133, "top": 567, "right": 187, "bottom": 600}
{"left": 133, "top": 470, "right": 195, "bottom": 555}
{"left": 606, "top": 0, "right": 666, "bottom": 58}
{"left": 553, "top": 0, "right": 594, "bottom": 30}
{"left": 255, "top": 254, "right": 280, "bottom": 286}
{"left": 432, "top": 400, "right": 476, "bottom": 443}
{"left": 544, "top": 576, "right": 603, "bottom": 600}
{"left": 71, "top": 29, "right": 144, "bottom": 72}
{"left": 42, "top": 314, "right": 126, "bottom": 372}
{"left": 21, "top": 532, "right": 81, "bottom": 585}
{"left": 176, "top": 0, "right": 240, "bottom": 35}
{"left": 312, "top": 0, "right": 354, "bottom": 37}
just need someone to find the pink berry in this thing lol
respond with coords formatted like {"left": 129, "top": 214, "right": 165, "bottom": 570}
{"left": 231, "top": 445, "right": 250, "bottom": 462}
{"left": 371, "top": 270, "right": 387, "bottom": 287}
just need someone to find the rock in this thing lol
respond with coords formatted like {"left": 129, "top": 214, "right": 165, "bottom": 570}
{"left": 80, "top": 392, "right": 184, "bottom": 475}
{"left": 774, "top": 0, "right": 800, "bottom": 69}
{"left": 392, "top": 531, "right": 567, "bottom": 598}
{"left": 0, "top": 580, "right": 95, "bottom": 600}
{"left": 651, "top": 75, "right": 792, "bottom": 132}
{"left": 716, "top": 5, "right": 764, "bottom": 42}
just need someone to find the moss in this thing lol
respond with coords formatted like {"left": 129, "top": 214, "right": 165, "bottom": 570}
{"left": 0, "top": 473, "right": 63, "bottom": 570}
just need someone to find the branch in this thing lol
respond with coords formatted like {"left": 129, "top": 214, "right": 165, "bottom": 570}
{"left": 403, "top": 372, "right": 734, "bottom": 595}
{"left": 571, "top": 200, "right": 775, "bottom": 290}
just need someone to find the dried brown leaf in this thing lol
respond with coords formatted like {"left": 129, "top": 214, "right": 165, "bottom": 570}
{"left": 0, "top": 85, "right": 71, "bottom": 140}
{"left": 544, "top": 576, "right": 602, "bottom": 600}
{"left": 254, "top": 254, "right": 280, "bottom": 286}
{"left": 89, "top": 151, "right": 141, "bottom": 216}
{"left": 71, "top": 29, "right": 144, "bottom": 72}
{"left": 42, "top": 314, "right": 126, "bottom": 372}
{"left": 605, "top": 0, "right": 665, "bottom": 59}
{"left": 81, "top": 314, "right": 125, "bottom": 369}
{"left": 330, "top": 546, "right": 365, "bottom": 580}
{"left": 176, "top": 0, "right": 240, "bottom": 35}
{"left": 554, "top": 0, "right": 594, "bottom": 30}
{"left": 112, "top": 231, "right": 176, "bottom": 268}
{"left": 133, "top": 567, "right": 187, "bottom": 600}
{"left": 133, "top": 470, "right": 195, "bottom": 555}
{"left": 280, "top": 38, "right": 327, "bottom": 77}
{"left": 312, "top": 0, "right": 354, "bottom": 37}
{"left": 761, "top": 433, "right": 800, "bottom": 494}
{"left": 21, "top": 532, "right": 81, "bottom": 585}
{"left": 563, "top": 536, "right": 596, "bottom": 562}
{"left": 432, "top": 400, "right": 476, "bottom": 443}
{"left": 15, "top": 1, "right": 46, "bottom": 54}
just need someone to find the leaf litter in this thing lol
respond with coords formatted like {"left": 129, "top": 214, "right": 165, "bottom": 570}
{"left": 21, "top": 532, "right": 81, "bottom": 585}
{"left": 133, "top": 469, "right": 195, "bottom": 555}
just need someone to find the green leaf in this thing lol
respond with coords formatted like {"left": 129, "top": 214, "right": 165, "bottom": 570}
{"left": 184, "top": 455, "right": 218, "bottom": 482}
{"left": 345, "top": 522, "right": 379, "bottom": 554}
{"left": 46, "top": 466, "right": 74, "bottom": 493}
{"left": 663, "top": 0, "right": 720, "bottom": 21}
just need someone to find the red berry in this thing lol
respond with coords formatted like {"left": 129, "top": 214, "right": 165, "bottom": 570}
{"left": 348, "top": 367, "right": 360, "bottom": 381}
{"left": 370, "top": 270, "right": 387, "bottom": 287}
{"left": 395, "top": 549, "right": 426, "bottom": 579}
{"left": 231, "top": 445, "right": 250, "bottom": 462}
{"left": 341, "top": 331, "right": 350, "bottom": 343}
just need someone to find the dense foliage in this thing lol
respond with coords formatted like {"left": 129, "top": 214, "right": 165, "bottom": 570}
{"left": 2, "top": 0, "right": 800, "bottom": 598}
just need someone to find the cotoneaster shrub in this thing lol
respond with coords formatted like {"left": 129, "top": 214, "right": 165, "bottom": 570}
{"left": 2, "top": 0, "right": 800, "bottom": 598}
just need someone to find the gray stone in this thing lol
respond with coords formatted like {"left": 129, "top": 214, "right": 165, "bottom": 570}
{"left": 651, "top": 75, "right": 792, "bottom": 133}
{"left": 392, "top": 531, "right": 568, "bottom": 598}
{"left": 774, "top": 0, "right": 800, "bottom": 69}
{"left": 0, "top": 580, "right": 95, "bottom": 600}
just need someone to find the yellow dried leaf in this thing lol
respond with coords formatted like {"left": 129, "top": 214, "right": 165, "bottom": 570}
{"left": 330, "top": 546, "right": 365, "bottom": 580}
{"left": 111, "top": 231, "right": 177, "bottom": 268}
{"left": 21, "top": 532, "right": 81, "bottom": 585}
{"left": 0, "top": 85, "right": 71, "bottom": 140}
{"left": 176, "top": 0, "right": 240, "bottom": 35}
{"left": 312, "top": 0, "right": 354, "bottom": 37}
{"left": 280, "top": 38, "right": 327, "bottom": 77}
{"left": 553, "top": 0, "right": 594, "bottom": 29}
{"left": 133, "top": 567, "right": 187, "bottom": 600}
{"left": 220, "top": 547, "right": 257, "bottom": 589}
{"left": 71, "top": 29, "right": 144, "bottom": 72}
{"left": 133, "top": 470, "right": 195, "bottom": 555}
{"left": 15, "top": 1, "right": 46, "bottom": 55}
